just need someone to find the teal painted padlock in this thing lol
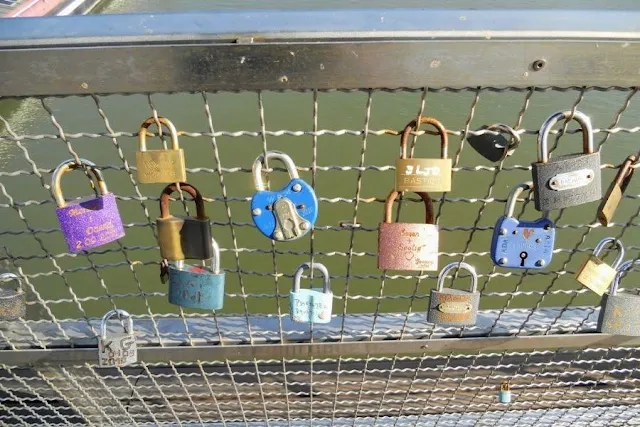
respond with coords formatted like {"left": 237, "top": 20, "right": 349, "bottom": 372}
{"left": 168, "top": 238, "right": 225, "bottom": 310}
{"left": 289, "top": 262, "right": 332, "bottom": 323}
{"left": 498, "top": 383, "right": 511, "bottom": 403}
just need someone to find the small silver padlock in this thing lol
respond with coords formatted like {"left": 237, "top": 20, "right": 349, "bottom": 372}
{"left": 428, "top": 262, "right": 480, "bottom": 326}
{"left": 597, "top": 259, "right": 640, "bottom": 336}
{"left": 289, "top": 262, "right": 333, "bottom": 324}
{"left": 98, "top": 309, "right": 137, "bottom": 367}
{"left": 575, "top": 237, "right": 625, "bottom": 296}
{"left": 0, "top": 273, "right": 26, "bottom": 321}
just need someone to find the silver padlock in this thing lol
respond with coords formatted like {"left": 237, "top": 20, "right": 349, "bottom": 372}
{"left": 0, "top": 273, "right": 26, "bottom": 321}
{"left": 427, "top": 262, "right": 480, "bottom": 326}
{"left": 289, "top": 262, "right": 333, "bottom": 324}
{"left": 98, "top": 309, "right": 137, "bottom": 367}
{"left": 597, "top": 259, "right": 640, "bottom": 336}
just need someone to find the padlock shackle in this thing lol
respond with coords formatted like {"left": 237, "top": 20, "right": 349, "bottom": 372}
{"left": 51, "top": 158, "right": 109, "bottom": 208}
{"left": 504, "top": 182, "right": 550, "bottom": 219}
{"left": 399, "top": 117, "right": 448, "bottom": 160}
{"left": 487, "top": 123, "right": 521, "bottom": 159}
{"left": 159, "top": 183, "right": 207, "bottom": 220}
{"left": 209, "top": 238, "right": 221, "bottom": 274}
{"left": 537, "top": 110, "right": 593, "bottom": 163}
{"left": 383, "top": 190, "right": 434, "bottom": 225}
{"left": 138, "top": 116, "right": 180, "bottom": 152}
{"left": 100, "top": 309, "right": 134, "bottom": 340}
{"left": 0, "top": 273, "right": 20, "bottom": 290}
{"left": 436, "top": 261, "right": 478, "bottom": 293}
{"left": 292, "top": 262, "right": 331, "bottom": 294}
{"left": 593, "top": 237, "right": 625, "bottom": 269}
{"left": 252, "top": 151, "right": 299, "bottom": 191}
{"left": 610, "top": 259, "right": 640, "bottom": 296}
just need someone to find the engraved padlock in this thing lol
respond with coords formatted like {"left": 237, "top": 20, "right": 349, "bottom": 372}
{"left": 289, "top": 262, "right": 333, "bottom": 324}
{"left": 136, "top": 116, "right": 187, "bottom": 184}
{"left": 168, "top": 238, "right": 225, "bottom": 310}
{"left": 52, "top": 158, "right": 125, "bottom": 253}
{"left": 597, "top": 259, "right": 640, "bottom": 336}
{"left": 0, "top": 273, "right": 26, "bottom": 321}
{"left": 531, "top": 110, "right": 601, "bottom": 211}
{"left": 490, "top": 182, "right": 556, "bottom": 269}
{"left": 427, "top": 262, "right": 480, "bottom": 326}
{"left": 498, "top": 383, "right": 512, "bottom": 404}
{"left": 575, "top": 237, "right": 625, "bottom": 296}
{"left": 597, "top": 154, "right": 637, "bottom": 226}
{"left": 98, "top": 309, "right": 137, "bottom": 367}
{"left": 157, "top": 183, "right": 212, "bottom": 261}
{"left": 378, "top": 190, "right": 438, "bottom": 271}
{"left": 395, "top": 117, "right": 452, "bottom": 192}
{"left": 251, "top": 151, "right": 318, "bottom": 241}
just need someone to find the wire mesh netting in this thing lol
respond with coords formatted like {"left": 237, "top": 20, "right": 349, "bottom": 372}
{"left": 0, "top": 86, "right": 639, "bottom": 425}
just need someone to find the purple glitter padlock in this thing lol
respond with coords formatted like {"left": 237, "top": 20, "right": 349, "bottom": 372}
{"left": 52, "top": 159, "right": 125, "bottom": 253}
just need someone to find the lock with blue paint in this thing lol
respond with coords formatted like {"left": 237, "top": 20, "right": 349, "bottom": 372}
{"left": 498, "top": 383, "right": 511, "bottom": 403}
{"left": 251, "top": 151, "right": 318, "bottom": 241}
{"left": 168, "top": 238, "right": 225, "bottom": 310}
{"left": 491, "top": 181, "right": 555, "bottom": 269}
{"left": 289, "top": 262, "right": 332, "bottom": 323}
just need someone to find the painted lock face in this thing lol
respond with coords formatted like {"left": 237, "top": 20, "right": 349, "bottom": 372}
{"left": 597, "top": 259, "right": 640, "bottom": 336}
{"left": 575, "top": 237, "right": 625, "bottom": 296}
{"left": 427, "top": 262, "right": 480, "bottom": 326}
{"left": 251, "top": 151, "right": 318, "bottom": 241}
{"left": 168, "top": 238, "right": 225, "bottom": 310}
{"left": 490, "top": 182, "right": 555, "bottom": 269}
{"left": 52, "top": 158, "right": 125, "bottom": 253}
{"left": 378, "top": 190, "right": 438, "bottom": 271}
{"left": 395, "top": 117, "right": 452, "bottom": 192}
{"left": 531, "top": 110, "right": 601, "bottom": 211}
{"left": 98, "top": 309, "right": 137, "bottom": 367}
{"left": 289, "top": 262, "right": 332, "bottom": 324}
{"left": 498, "top": 383, "right": 512, "bottom": 404}
{"left": 136, "top": 116, "right": 187, "bottom": 184}
{"left": 0, "top": 273, "right": 26, "bottom": 321}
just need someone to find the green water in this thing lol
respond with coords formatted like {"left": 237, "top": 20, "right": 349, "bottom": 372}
{"left": 0, "top": 2, "right": 638, "bottom": 323}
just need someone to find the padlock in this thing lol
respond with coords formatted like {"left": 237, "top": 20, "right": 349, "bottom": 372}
{"left": 466, "top": 123, "right": 520, "bottom": 163}
{"left": 597, "top": 259, "right": 640, "bottom": 336}
{"left": 98, "top": 309, "right": 137, "bottom": 367}
{"left": 498, "top": 383, "right": 512, "bottom": 403}
{"left": 136, "top": 116, "right": 187, "bottom": 184}
{"left": 289, "top": 262, "right": 332, "bottom": 324}
{"left": 531, "top": 110, "right": 601, "bottom": 211}
{"left": 157, "top": 183, "right": 212, "bottom": 261}
{"left": 52, "top": 158, "right": 125, "bottom": 253}
{"left": 575, "top": 237, "right": 625, "bottom": 296}
{"left": 597, "top": 154, "right": 637, "bottom": 226}
{"left": 251, "top": 151, "right": 318, "bottom": 241}
{"left": 490, "top": 182, "right": 556, "bottom": 269}
{"left": 427, "top": 261, "right": 480, "bottom": 326}
{"left": 378, "top": 190, "right": 438, "bottom": 271}
{"left": 0, "top": 273, "right": 26, "bottom": 321}
{"left": 168, "top": 238, "right": 225, "bottom": 310}
{"left": 395, "top": 117, "right": 452, "bottom": 192}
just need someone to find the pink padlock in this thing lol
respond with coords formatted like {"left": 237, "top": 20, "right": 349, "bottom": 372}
{"left": 378, "top": 190, "right": 439, "bottom": 271}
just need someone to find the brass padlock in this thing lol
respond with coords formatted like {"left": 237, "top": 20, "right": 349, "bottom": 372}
{"left": 597, "top": 154, "right": 637, "bottom": 226}
{"left": 157, "top": 183, "right": 212, "bottom": 260}
{"left": 0, "top": 273, "right": 26, "bottom": 321}
{"left": 136, "top": 116, "right": 187, "bottom": 184}
{"left": 395, "top": 117, "right": 452, "bottom": 192}
{"left": 575, "top": 238, "right": 625, "bottom": 296}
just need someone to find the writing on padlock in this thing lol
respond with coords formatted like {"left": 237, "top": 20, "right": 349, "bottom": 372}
{"left": 289, "top": 262, "right": 332, "bottom": 324}
{"left": 575, "top": 237, "right": 625, "bottom": 296}
{"left": 427, "top": 262, "right": 480, "bottom": 326}
{"left": 98, "top": 309, "right": 137, "bottom": 367}
{"left": 157, "top": 183, "right": 212, "bottom": 261}
{"left": 168, "top": 238, "right": 225, "bottom": 310}
{"left": 52, "top": 158, "right": 125, "bottom": 253}
{"left": 531, "top": 110, "right": 601, "bottom": 211}
{"left": 0, "top": 273, "right": 26, "bottom": 321}
{"left": 251, "top": 151, "right": 318, "bottom": 241}
{"left": 597, "top": 259, "right": 640, "bottom": 336}
{"left": 136, "top": 116, "right": 186, "bottom": 184}
{"left": 378, "top": 190, "right": 438, "bottom": 271}
{"left": 597, "top": 154, "right": 637, "bottom": 226}
{"left": 490, "top": 182, "right": 555, "bottom": 269}
{"left": 395, "top": 117, "right": 452, "bottom": 192}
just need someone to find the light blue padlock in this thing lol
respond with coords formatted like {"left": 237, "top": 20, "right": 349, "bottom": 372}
{"left": 168, "top": 238, "right": 225, "bottom": 310}
{"left": 289, "top": 262, "right": 332, "bottom": 324}
{"left": 498, "top": 383, "right": 512, "bottom": 403}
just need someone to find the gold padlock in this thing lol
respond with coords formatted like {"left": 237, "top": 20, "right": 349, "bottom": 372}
{"left": 597, "top": 154, "right": 637, "bottom": 226}
{"left": 395, "top": 117, "right": 452, "bottom": 192}
{"left": 575, "top": 237, "right": 625, "bottom": 296}
{"left": 136, "top": 116, "right": 187, "bottom": 184}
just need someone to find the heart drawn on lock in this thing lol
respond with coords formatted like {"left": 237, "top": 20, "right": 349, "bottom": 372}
{"left": 318, "top": 310, "right": 328, "bottom": 320}
{"left": 404, "top": 251, "right": 415, "bottom": 261}
{"left": 523, "top": 229, "right": 534, "bottom": 240}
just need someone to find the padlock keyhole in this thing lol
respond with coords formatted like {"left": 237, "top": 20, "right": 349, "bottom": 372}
{"left": 519, "top": 251, "right": 528, "bottom": 267}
